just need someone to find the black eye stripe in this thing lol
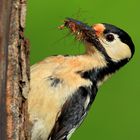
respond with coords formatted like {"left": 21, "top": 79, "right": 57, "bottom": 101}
{"left": 105, "top": 34, "right": 115, "bottom": 42}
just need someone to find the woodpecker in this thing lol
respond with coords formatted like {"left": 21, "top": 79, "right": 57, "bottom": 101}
{"left": 28, "top": 18, "right": 135, "bottom": 140}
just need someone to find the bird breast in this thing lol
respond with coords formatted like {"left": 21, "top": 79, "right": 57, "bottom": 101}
{"left": 28, "top": 55, "right": 106, "bottom": 139}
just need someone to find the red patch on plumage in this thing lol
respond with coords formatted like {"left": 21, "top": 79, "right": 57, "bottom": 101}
{"left": 92, "top": 24, "right": 105, "bottom": 36}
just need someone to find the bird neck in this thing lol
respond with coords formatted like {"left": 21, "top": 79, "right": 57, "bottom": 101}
{"left": 81, "top": 58, "right": 129, "bottom": 87}
{"left": 81, "top": 43, "right": 130, "bottom": 87}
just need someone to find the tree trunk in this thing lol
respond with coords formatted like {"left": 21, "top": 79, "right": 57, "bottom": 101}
{"left": 0, "top": 0, "right": 30, "bottom": 139}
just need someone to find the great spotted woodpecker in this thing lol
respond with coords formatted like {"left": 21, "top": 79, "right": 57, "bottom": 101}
{"left": 28, "top": 18, "right": 135, "bottom": 140}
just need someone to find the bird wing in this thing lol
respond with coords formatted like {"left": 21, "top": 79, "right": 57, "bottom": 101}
{"left": 49, "top": 86, "right": 97, "bottom": 140}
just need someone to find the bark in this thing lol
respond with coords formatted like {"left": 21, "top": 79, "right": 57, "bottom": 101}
{"left": 0, "top": 0, "right": 30, "bottom": 139}
{"left": 0, "top": 0, "right": 11, "bottom": 139}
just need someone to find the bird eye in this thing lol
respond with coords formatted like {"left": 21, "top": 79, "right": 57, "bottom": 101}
{"left": 105, "top": 34, "right": 115, "bottom": 42}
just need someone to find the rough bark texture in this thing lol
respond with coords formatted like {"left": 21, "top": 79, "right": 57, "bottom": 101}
{"left": 0, "top": 0, "right": 30, "bottom": 139}
{"left": 0, "top": 0, "right": 12, "bottom": 139}
{"left": 7, "top": 0, "right": 30, "bottom": 139}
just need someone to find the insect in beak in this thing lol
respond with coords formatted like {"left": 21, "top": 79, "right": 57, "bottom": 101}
{"left": 59, "top": 18, "right": 101, "bottom": 47}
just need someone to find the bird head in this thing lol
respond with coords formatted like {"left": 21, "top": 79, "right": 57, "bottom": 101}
{"left": 60, "top": 18, "right": 135, "bottom": 68}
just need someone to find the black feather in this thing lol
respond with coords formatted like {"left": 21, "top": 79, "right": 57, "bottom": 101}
{"left": 49, "top": 86, "right": 97, "bottom": 140}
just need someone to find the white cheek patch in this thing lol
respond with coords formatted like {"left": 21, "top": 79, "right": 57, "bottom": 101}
{"left": 100, "top": 34, "right": 132, "bottom": 62}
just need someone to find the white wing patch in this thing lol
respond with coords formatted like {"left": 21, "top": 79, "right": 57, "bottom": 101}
{"left": 67, "top": 127, "right": 77, "bottom": 140}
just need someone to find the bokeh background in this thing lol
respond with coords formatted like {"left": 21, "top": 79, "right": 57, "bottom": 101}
{"left": 25, "top": 0, "right": 140, "bottom": 140}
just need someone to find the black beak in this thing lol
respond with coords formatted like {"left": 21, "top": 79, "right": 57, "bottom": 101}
{"left": 64, "top": 18, "right": 92, "bottom": 31}
{"left": 63, "top": 18, "right": 98, "bottom": 44}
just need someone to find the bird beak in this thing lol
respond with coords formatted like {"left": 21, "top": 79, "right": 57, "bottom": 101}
{"left": 59, "top": 18, "right": 100, "bottom": 47}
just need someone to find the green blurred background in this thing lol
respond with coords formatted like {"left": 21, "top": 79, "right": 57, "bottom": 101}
{"left": 25, "top": 0, "right": 140, "bottom": 139}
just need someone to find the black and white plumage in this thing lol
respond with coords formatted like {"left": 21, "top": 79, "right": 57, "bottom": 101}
{"left": 28, "top": 18, "right": 135, "bottom": 140}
